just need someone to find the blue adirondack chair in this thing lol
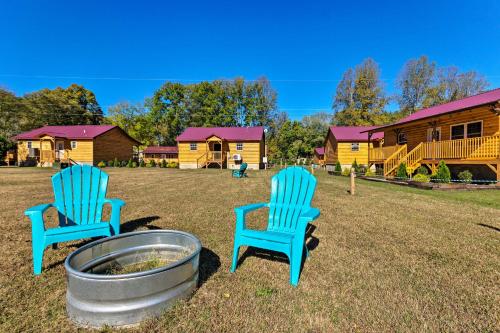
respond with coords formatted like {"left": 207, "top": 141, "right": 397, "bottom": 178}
{"left": 232, "top": 162, "right": 248, "bottom": 178}
{"left": 230, "top": 166, "right": 320, "bottom": 286}
{"left": 24, "top": 165, "right": 125, "bottom": 275}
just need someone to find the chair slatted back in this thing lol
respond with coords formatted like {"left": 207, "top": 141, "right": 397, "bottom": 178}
{"left": 240, "top": 163, "right": 247, "bottom": 173}
{"left": 52, "top": 165, "right": 109, "bottom": 226}
{"left": 267, "top": 166, "right": 317, "bottom": 233}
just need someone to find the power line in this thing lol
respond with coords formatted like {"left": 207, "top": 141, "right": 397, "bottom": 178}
{"left": 2, "top": 73, "right": 499, "bottom": 83}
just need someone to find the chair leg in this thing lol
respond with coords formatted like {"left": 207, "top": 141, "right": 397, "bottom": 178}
{"left": 230, "top": 242, "right": 240, "bottom": 273}
{"left": 32, "top": 238, "right": 45, "bottom": 275}
{"left": 290, "top": 245, "right": 303, "bottom": 287}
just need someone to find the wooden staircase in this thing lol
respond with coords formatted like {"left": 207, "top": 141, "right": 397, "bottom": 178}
{"left": 383, "top": 143, "right": 424, "bottom": 177}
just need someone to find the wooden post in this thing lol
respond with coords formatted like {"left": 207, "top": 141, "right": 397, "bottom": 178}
{"left": 311, "top": 164, "right": 315, "bottom": 175}
{"left": 350, "top": 169, "right": 356, "bottom": 195}
{"left": 367, "top": 132, "right": 372, "bottom": 166}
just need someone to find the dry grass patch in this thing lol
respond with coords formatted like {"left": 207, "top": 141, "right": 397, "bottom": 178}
{"left": 0, "top": 168, "right": 498, "bottom": 332}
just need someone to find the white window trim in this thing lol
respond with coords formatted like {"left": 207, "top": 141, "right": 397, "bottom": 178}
{"left": 70, "top": 141, "right": 77, "bottom": 149}
{"left": 190, "top": 143, "right": 197, "bottom": 151}
{"left": 236, "top": 143, "right": 244, "bottom": 151}
{"left": 450, "top": 120, "right": 483, "bottom": 140}
{"left": 351, "top": 142, "right": 360, "bottom": 152}
{"left": 27, "top": 141, "right": 32, "bottom": 149}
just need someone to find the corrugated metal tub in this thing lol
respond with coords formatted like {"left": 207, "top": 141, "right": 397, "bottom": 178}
{"left": 64, "top": 230, "right": 201, "bottom": 328}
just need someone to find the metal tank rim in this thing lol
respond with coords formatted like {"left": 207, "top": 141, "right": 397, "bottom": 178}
{"left": 64, "top": 229, "right": 202, "bottom": 280}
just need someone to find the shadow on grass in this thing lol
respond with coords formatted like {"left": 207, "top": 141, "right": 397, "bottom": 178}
{"left": 477, "top": 223, "right": 500, "bottom": 232}
{"left": 198, "top": 247, "right": 220, "bottom": 287}
{"left": 236, "top": 223, "right": 320, "bottom": 272}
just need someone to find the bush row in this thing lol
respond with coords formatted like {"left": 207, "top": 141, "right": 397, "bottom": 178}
{"left": 97, "top": 158, "right": 178, "bottom": 169}
{"left": 397, "top": 160, "right": 474, "bottom": 183}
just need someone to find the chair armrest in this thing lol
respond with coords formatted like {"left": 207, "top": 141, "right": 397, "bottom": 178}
{"left": 234, "top": 202, "right": 268, "bottom": 231}
{"left": 103, "top": 198, "right": 126, "bottom": 208}
{"left": 298, "top": 207, "right": 320, "bottom": 223}
{"left": 24, "top": 203, "right": 54, "bottom": 217}
{"left": 234, "top": 202, "right": 268, "bottom": 215}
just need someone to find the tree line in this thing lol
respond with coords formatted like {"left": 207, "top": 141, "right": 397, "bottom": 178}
{"left": 0, "top": 55, "right": 490, "bottom": 162}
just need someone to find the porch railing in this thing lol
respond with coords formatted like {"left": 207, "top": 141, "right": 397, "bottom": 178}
{"left": 369, "top": 145, "right": 400, "bottom": 161}
{"left": 207, "top": 151, "right": 223, "bottom": 161}
{"left": 421, "top": 135, "right": 500, "bottom": 160}
{"left": 40, "top": 150, "right": 54, "bottom": 162}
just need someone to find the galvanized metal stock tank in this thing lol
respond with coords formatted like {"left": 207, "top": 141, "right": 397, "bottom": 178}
{"left": 64, "top": 230, "right": 201, "bottom": 328}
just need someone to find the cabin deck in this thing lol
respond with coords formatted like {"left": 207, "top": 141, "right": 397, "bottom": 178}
{"left": 369, "top": 135, "right": 500, "bottom": 179}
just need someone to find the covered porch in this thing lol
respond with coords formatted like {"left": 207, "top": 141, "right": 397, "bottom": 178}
{"left": 37, "top": 135, "right": 70, "bottom": 166}
{"left": 369, "top": 135, "right": 500, "bottom": 180}
{"left": 196, "top": 135, "right": 229, "bottom": 169}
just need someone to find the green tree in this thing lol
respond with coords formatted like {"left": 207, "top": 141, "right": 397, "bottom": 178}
{"left": 333, "top": 59, "right": 389, "bottom": 125}
{"left": 396, "top": 56, "right": 436, "bottom": 116}
{"left": 149, "top": 82, "right": 187, "bottom": 145}
{"left": 301, "top": 112, "right": 330, "bottom": 156}
{"left": 106, "top": 102, "right": 155, "bottom": 145}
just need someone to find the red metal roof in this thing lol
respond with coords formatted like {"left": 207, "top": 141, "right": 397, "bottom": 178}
{"left": 315, "top": 147, "right": 324, "bottom": 155}
{"left": 176, "top": 126, "right": 264, "bottom": 142}
{"left": 366, "top": 88, "right": 500, "bottom": 132}
{"left": 329, "top": 126, "right": 384, "bottom": 142}
{"left": 15, "top": 125, "right": 114, "bottom": 140}
{"left": 143, "top": 146, "right": 178, "bottom": 154}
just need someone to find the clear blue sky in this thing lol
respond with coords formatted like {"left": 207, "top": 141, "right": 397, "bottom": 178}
{"left": 1, "top": 0, "right": 499, "bottom": 119}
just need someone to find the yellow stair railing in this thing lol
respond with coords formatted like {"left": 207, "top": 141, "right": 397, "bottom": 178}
{"left": 402, "top": 142, "right": 424, "bottom": 175}
{"left": 196, "top": 152, "right": 208, "bottom": 168}
{"left": 383, "top": 144, "right": 407, "bottom": 176}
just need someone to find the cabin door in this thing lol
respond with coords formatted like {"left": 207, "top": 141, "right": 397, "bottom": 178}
{"left": 427, "top": 127, "right": 441, "bottom": 142}
{"left": 56, "top": 141, "right": 64, "bottom": 160}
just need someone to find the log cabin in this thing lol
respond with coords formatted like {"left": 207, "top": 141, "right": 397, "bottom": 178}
{"left": 143, "top": 146, "right": 178, "bottom": 164}
{"left": 312, "top": 147, "right": 325, "bottom": 167}
{"left": 14, "top": 125, "right": 141, "bottom": 166}
{"left": 324, "top": 126, "right": 384, "bottom": 171}
{"left": 176, "top": 126, "right": 265, "bottom": 169}
{"left": 365, "top": 88, "right": 500, "bottom": 180}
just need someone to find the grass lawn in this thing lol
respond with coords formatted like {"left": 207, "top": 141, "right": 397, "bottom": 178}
{"left": 0, "top": 168, "right": 498, "bottom": 332}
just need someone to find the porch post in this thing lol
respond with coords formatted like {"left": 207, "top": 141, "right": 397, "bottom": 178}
{"left": 367, "top": 132, "right": 372, "bottom": 168}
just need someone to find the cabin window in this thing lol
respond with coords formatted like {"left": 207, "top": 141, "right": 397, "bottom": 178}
{"left": 451, "top": 121, "right": 482, "bottom": 140}
{"left": 397, "top": 132, "right": 407, "bottom": 144}
{"left": 190, "top": 143, "right": 197, "bottom": 151}
{"left": 27, "top": 141, "right": 32, "bottom": 149}
{"left": 467, "top": 122, "right": 482, "bottom": 138}
{"left": 71, "top": 141, "right": 77, "bottom": 149}
{"left": 236, "top": 143, "right": 243, "bottom": 151}
{"left": 351, "top": 142, "right": 360, "bottom": 152}
{"left": 161, "top": 154, "right": 166, "bottom": 159}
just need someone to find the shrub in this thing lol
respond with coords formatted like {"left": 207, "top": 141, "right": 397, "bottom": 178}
{"left": 168, "top": 161, "right": 178, "bottom": 168}
{"left": 365, "top": 169, "right": 375, "bottom": 177}
{"left": 139, "top": 159, "right": 145, "bottom": 167}
{"left": 412, "top": 173, "right": 430, "bottom": 182}
{"left": 416, "top": 166, "right": 428, "bottom": 175}
{"left": 132, "top": 161, "right": 138, "bottom": 168}
{"left": 107, "top": 160, "right": 114, "bottom": 167}
{"left": 148, "top": 159, "right": 156, "bottom": 167}
{"left": 431, "top": 160, "right": 451, "bottom": 183}
{"left": 351, "top": 159, "right": 359, "bottom": 172}
{"left": 161, "top": 159, "right": 167, "bottom": 168}
{"left": 458, "top": 170, "right": 473, "bottom": 183}
{"left": 396, "top": 162, "right": 408, "bottom": 180}
{"left": 97, "top": 161, "right": 106, "bottom": 168}
{"left": 334, "top": 161, "right": 342, "bottom": 173}
{"left": 127, "top": 159, "right": 133, "bottom": 168}
{"left": 113, "top": 158, "right": 120, "bottom": 167}
{"left": 341, "top": 167, "right": 351, "bottom": 176}
{"left": 121, "top": 160, "right": 128, "bottom": 167}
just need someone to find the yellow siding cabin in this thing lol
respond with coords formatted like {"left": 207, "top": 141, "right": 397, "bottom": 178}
{"left": 14, "top": 125, "right": 141, "bottom": 167}
{"left": 143, "top": 146, "right": 179, "bottom": 164}
{"left": 324, "top": 126, "right": 383, "bottom": 171}
{"left": 366, "top": 88, "right": 500, "bottom": 180}
{"left": 176, "top": 126, "right": 265, "bottom": 170}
